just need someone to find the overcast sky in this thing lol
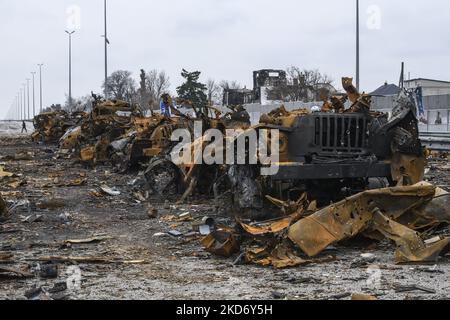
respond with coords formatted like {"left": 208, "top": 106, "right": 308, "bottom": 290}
{"left": 1, "top": 0, "right": 450, "bottom": 119}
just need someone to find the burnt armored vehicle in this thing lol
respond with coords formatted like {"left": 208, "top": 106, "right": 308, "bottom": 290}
{"left": 141, "top": 78, "right": 425, "bottom": 219}
{"left": 228, "top": 78, "right": 426, "bottom": 216}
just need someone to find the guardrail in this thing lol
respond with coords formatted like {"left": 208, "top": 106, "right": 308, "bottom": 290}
{"left": 420, "top": 132, "right": 450, "bottom": 151}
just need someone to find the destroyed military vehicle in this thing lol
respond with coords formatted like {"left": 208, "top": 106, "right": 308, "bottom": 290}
{"left": 256, "top": 78, "right": 424, "bottom": 199}
{"left": 230, "top": 78, "right": 426, "bottom": 218}
{"left": 32, "top": 111, "right": 80, "bottom": 143}
{"left": 145, "top": 78, "right": 426, "bottom": 220}
{"left": 54, "top": 93, "right": 251, "bottom": 174}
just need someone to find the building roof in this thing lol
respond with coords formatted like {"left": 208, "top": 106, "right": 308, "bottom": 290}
{"left": 370, "top": 83, "right": 400, "bottom": 96}
{"left": 405, "top": 78, "right": 450, "bottom": 84}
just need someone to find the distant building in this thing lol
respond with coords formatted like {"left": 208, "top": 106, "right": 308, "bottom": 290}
{"left": 371, "top": 78, "right": 450, "bottom": 131}
{"left": 253, "top": 69, "right": 287, "bottom": 104}
{"left": 222, "top": 88, "right": 254, "bottom": 106}
{"left": 222, "top": 68, "right": 336, "bottom": 107}
{"left": 404, "top": 78, "right": 450, "bottom": 96}
{"left": 370, "top": 82, "right": 401, "bottom": 97}
{"left": 370, "top": 83, "right": 401, "bottom": 113}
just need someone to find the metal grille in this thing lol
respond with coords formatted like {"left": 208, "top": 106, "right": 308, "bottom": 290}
{"left": 314, "top": 114, "right": 369, "bottom": 154}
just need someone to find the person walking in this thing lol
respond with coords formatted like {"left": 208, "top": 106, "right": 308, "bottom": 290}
{"left": 21, "top": 121, "right": 27, "bottom": 133}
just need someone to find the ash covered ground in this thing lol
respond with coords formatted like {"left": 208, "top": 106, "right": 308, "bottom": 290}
{"left": 1, "top": 135, "right": 450, "bottom": 300}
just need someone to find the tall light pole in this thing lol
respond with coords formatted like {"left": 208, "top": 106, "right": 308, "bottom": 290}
{"left": 9, "top": 101, "right": 13, "bottom": 121}
{"left": 15, "top": 96, "right": 17, "bottom": 120}
{"left": 356, "top": 0, "right": 360, "bottom": 92}
{"left": 15, "top": 94, "right": 18, "bottom": 120}
{"left": 66, "top": 30, "right": 75, "bottom": 109}
{"left": 31, "top": 72, "right": 36, "bottom": 117}
{"left": 38, "top": 63, "right": 44, "bottom": 113}
{"left": 26, "top": 78, "right": 31, "bottom": 119}
{"left": 22, "top": 89, "right": 25, "bottom": 120}
{"left": 22, "top": 84, "right": 26, "bottom": 120}
{"left": 18, "top": 95, "right": 21, "bottom": 120}
{"left": 13, "top": 96, "right": 15, "bottom": 120}
{"left": 103, "top": 0, "right": 109, "bottom": 99}
{"left": 19, "top": 90, "right": 22, "bottom": 120}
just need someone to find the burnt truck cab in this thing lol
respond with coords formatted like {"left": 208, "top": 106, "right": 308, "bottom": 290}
{"left": 260, "top": 89, "right": 425, "bottom": 189}
{"left": 273, "top": 112, "right": 391, "bottom": 180}
{"left": 226, "top": 81, "right": 427, "bottom": 218}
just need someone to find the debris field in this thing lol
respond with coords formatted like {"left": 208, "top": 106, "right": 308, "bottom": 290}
{"left": 1, "top": 78, "right": 450, "bottom": 300}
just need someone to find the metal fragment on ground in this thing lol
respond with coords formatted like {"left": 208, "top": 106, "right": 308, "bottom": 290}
{"left": 201, "top": 228, "right": 240, "bottom": 257}
{"left": 287, "top": 183, "right": 449, "bottom": 260}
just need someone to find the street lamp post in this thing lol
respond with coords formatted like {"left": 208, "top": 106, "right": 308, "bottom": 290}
{"left": 17, "top": 96, "right": 19, "bottom": 120}
{"left": 356, "top": 0, "right": 360, "bottom": 92}
{"left": 19, "top": 90, "right": 22, "bottom": 120}
{"left": 104, "top": 0, "right": 109, "bottom": 99}
{"left": 26, "top": 78, "right": 31, "bottom": 119}
{"left": 22, "top": 84, "right": 26, "bottom": 120}
{"left": 38, "top": 63, "right": 44, "bottom": 113}
{"left": 31, "top": 72, "right": 36, "bottom": 117}
{"left": 66, "top": 30, "right": 75, "bottom": 110}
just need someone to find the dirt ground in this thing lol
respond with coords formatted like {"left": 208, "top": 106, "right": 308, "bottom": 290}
{"left": 1, "top": 135, "right": 450, "bottom": 300}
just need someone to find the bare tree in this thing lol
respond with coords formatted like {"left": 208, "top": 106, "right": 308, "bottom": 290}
{"left": 269, "top": 67, "right": 334, "bottom": 102}
{"left": 206, "top": 79, "right": 221, "bottom": 106}
{"left": 141, "top": 69, "right": 171, "bottom": 110}
{"left": 219, "top": 80, "right": 241, "bottom": 91}
{"left": 218, "top": 80, "right": 243, "bottom": 105}
{"left": 102, "top": 70, "right": 137, "bottom": 102}
{"left": 64, "top": 94, "right": 93, "bottom": 113}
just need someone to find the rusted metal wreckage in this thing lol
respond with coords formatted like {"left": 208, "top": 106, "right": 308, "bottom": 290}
{"left": 200, "top": 78, "right": 450, "bottom": 267}
{"left": 32, "top": 111, "right": 86, "bottom": 143}
{"left": 169, "top": 77, "right": 426, "bottom": 216}
{"left": 55, "top": 95, "right": 189, "bottom": 169}
{"left": 0, "top": 194, "right": 7, "bottom": 221}
{"left": 34, "top": 94, "right": 251, "bottom": 174}
{"left": 31, "top": 78, "right": 450, "bottom": 268}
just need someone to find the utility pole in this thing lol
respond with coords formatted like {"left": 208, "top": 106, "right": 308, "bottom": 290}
{"left": 31, "top": 72, "right": 36, "bottom": 117}
{"left": 38, "top": 63, "right": 44, "bottom": 113}
{"left": 104, "top": 0, "right": 109, "bottom": 99}
{"left": 66, "top": 30, "right": 75, "bottom": 110}
{"left": 356, "top": 0, "right": 360, "bottom": 92}
{"left": 26, "top": 78, "right": 31, "bottom": 119}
